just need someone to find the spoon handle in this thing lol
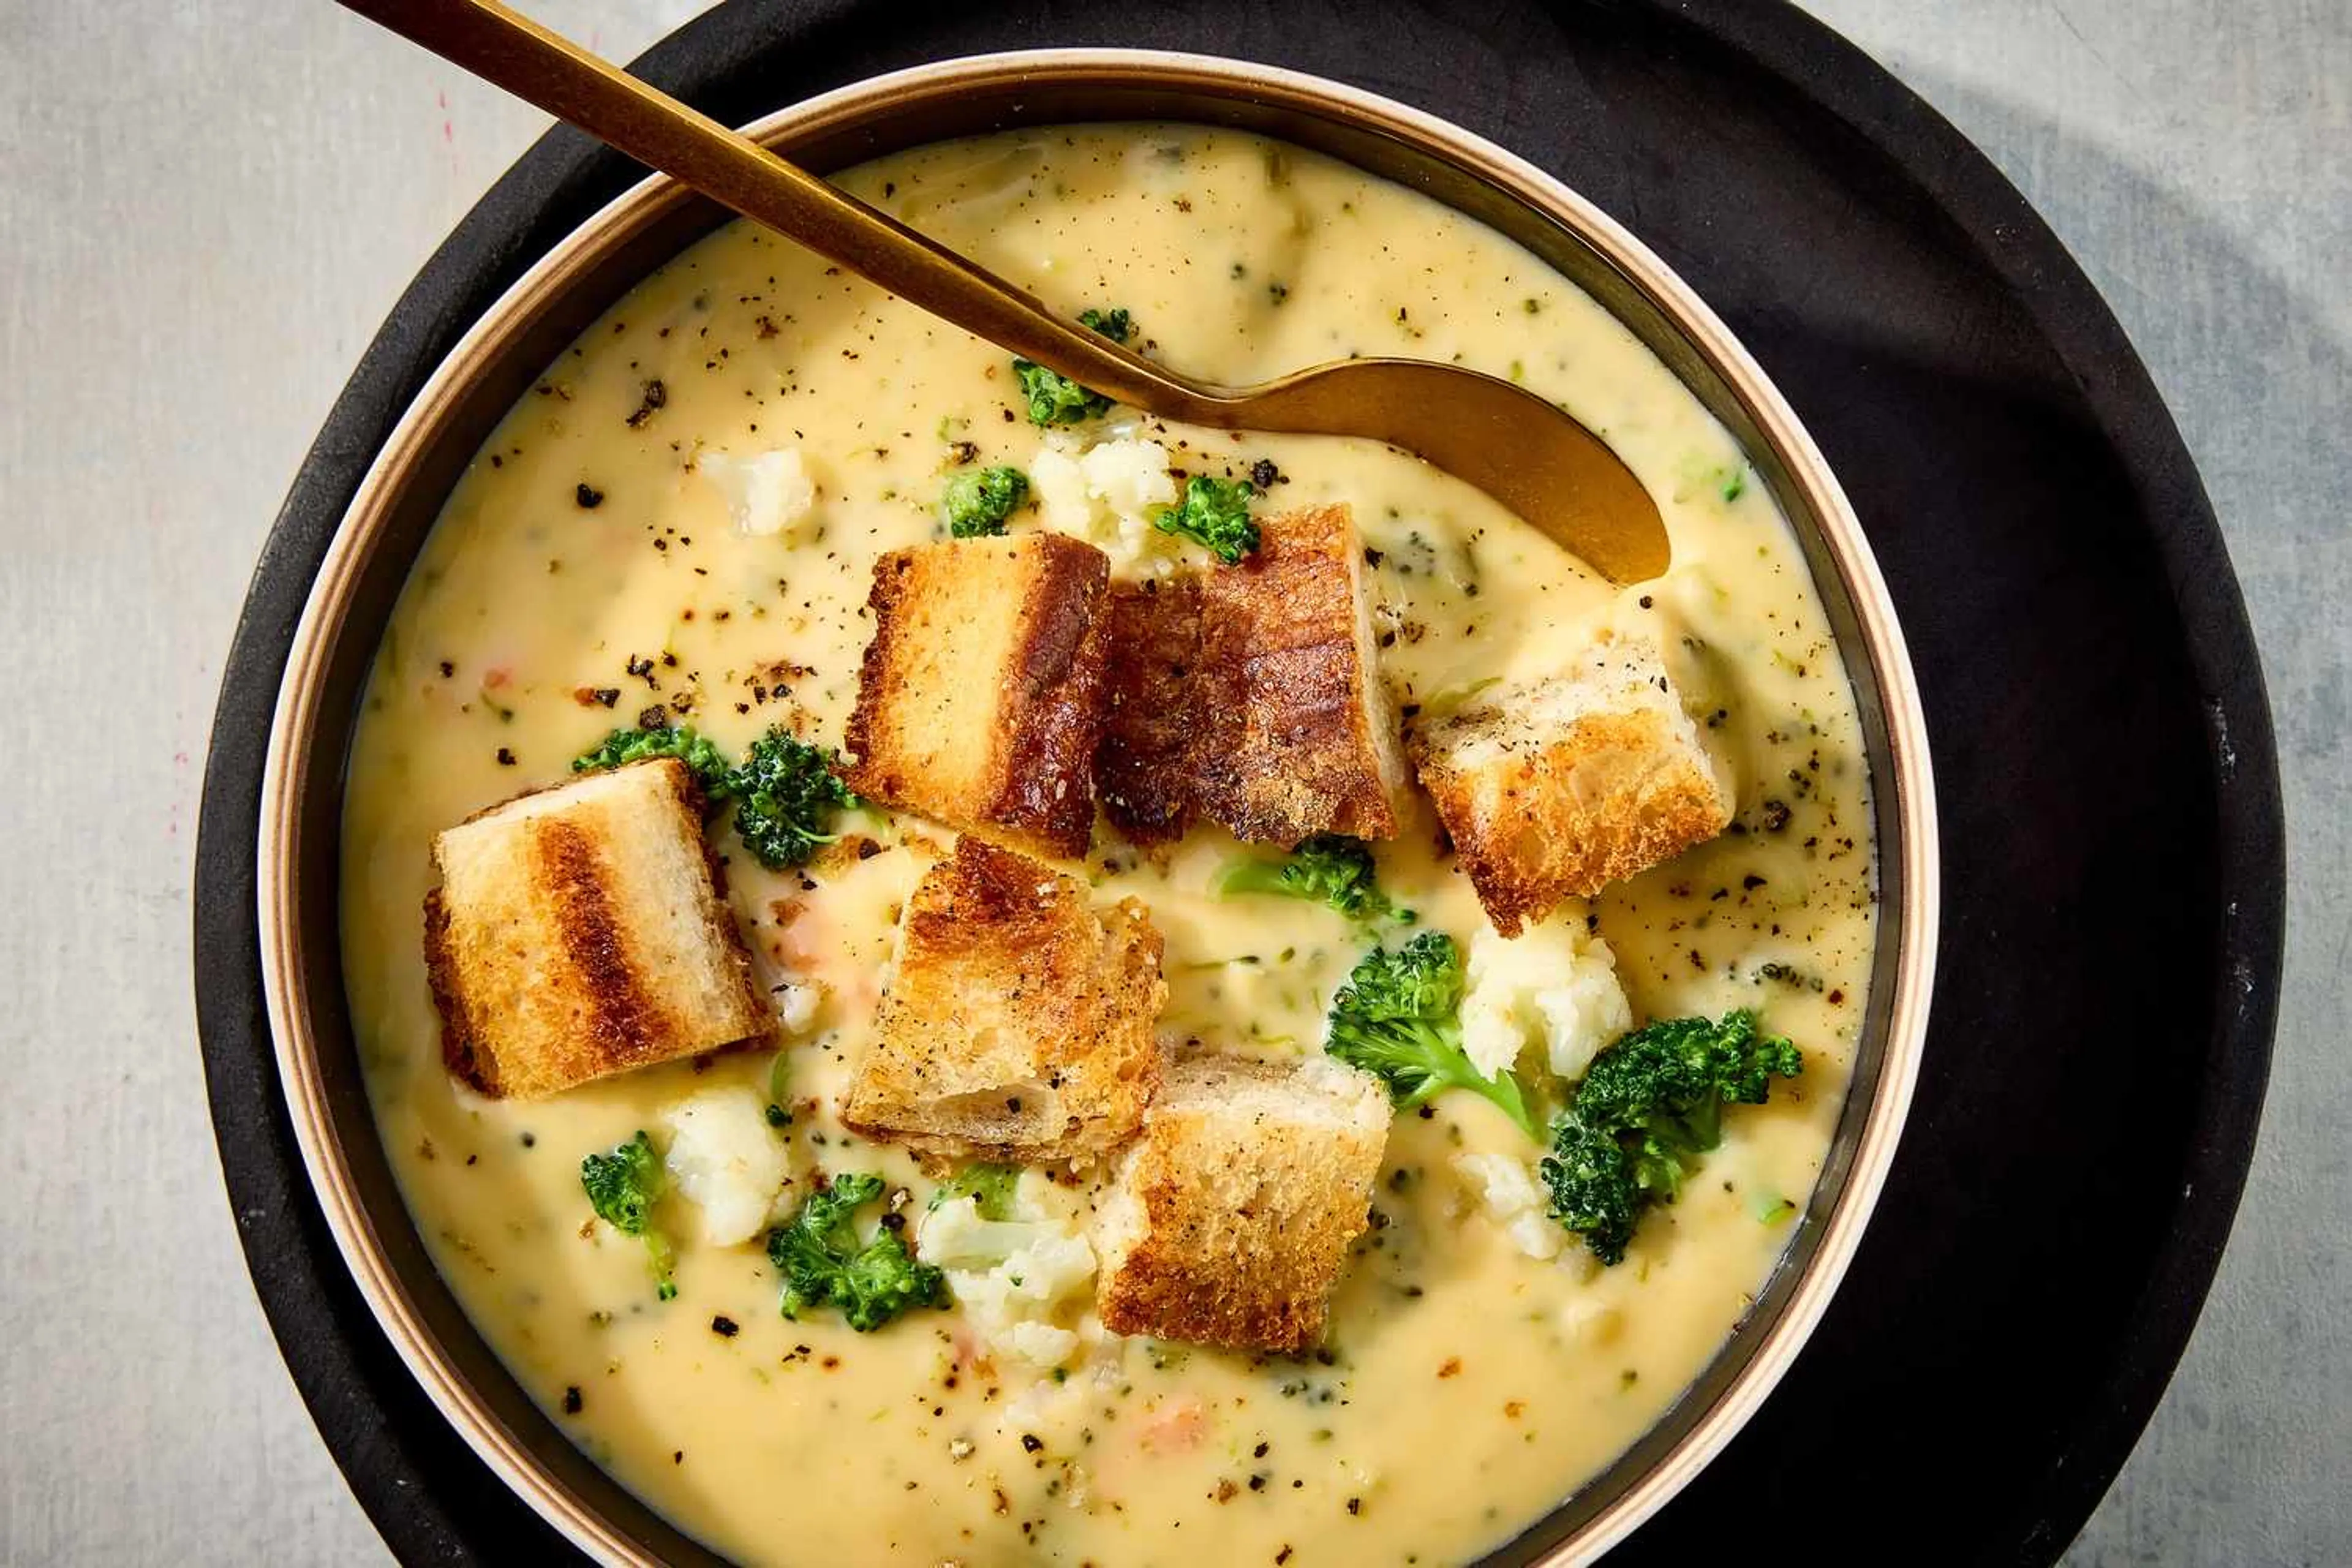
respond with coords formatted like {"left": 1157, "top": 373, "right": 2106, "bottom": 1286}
{"left": 338, "top": 0, "right": 1218, "bottom": 418}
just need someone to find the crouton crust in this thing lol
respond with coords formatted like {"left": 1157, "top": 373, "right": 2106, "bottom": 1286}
{"left": 840, "top": 837, "right": 1166, "bottom": 1164}
{"left": 1095, "top": 575, "right": 1207, "bottom": 845}
{"left": 842, "top": 533, "right": 1110, "bottom": 859}
{"left": 1094, "top": 1052, "right": 1389, "bottom": 1353}
{"left": 1410, "top": 634, "right": 1732, "bottom": 935}
{"left": 424, "top": 759, "right": 769, "bottom": 1098}
{"left": 1092, "top": 505, "right": 1404, "bottom": 851}
{"left": 1191, "top": 505, "right": 1406, "bottom": 844}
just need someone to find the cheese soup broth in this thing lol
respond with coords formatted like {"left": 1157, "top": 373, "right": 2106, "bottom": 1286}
{"left": 341, "top": 125, "right": 1874, "bottom": 1566}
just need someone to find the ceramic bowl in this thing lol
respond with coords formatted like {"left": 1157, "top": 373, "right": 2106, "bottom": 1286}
{"left": 244, "top": 49, "right": 1936, "bottom": 1567}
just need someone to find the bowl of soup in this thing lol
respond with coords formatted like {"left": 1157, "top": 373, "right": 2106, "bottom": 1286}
{"left": 250, "top": 48, "right": 1936, "bottom": 1567}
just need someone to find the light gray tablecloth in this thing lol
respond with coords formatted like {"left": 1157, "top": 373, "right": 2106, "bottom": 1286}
{"left": 1, "top": 1, "right": 2341, "bottom": 1561}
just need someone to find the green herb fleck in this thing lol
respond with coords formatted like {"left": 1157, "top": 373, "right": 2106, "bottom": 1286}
{"left": 766, "top": 1050, "right": 793, "bottom": 1129}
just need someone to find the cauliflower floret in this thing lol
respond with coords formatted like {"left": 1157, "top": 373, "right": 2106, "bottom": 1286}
{"left": 997, "top": 1319, "right": 1082, "bottom": 1367}
{"left": 660, "top": 1087, "right": 791, "bottom": 1246}
{"left": 1025, "top": 434, "right": 1178, "bottom": 572}
{"left": 917, "top": 1200, "right": 1048, "bottom": 1269}
{"left": 1460, "top": 916, "right": 1632, "bottom": 1082}
{"left": 769, "top": 979, "right": 822, "bottom": 1036}
{"left": 1453, "top": 1151, "right": 1564, "bottom": 1261}
{"left": 921, "top": 1195, "right": 1097, "bottom": 1371}
{"left": 696, "top": 446, "right": 816, "bottom": 538}
{"left": 1028, "top": 445, "right": 1092, "bottom": 533}
{"left": 1079, "top": 436, "right": 1178, "bottom": 516}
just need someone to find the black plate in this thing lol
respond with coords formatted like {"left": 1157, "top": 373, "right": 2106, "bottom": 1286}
{"left": 194, "top": 1, "right": 2283, "bottom": 1562}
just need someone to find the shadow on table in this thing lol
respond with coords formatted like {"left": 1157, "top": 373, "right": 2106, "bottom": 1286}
{"left": 1895, "top": 73, "right": 2352, "bottom": 1568}
{"left": 1610, "top": 66, "right": 2345, "bottom": 1568}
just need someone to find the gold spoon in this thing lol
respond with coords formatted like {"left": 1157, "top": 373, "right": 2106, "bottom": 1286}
{"left": 339, "top": 0, "right": 1670, "bottom": 582}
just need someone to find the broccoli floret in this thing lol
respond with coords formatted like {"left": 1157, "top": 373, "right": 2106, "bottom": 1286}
{"left": 575, "top": 725, "right": 858, "bottom": 871}
{"left": 1539, "top": 1011, "right": 1803, "bottom": 1265}
{"left": 580, "top": 1131, "right": 676, "bottom": 1301}
{"left": 766, "top": 1173, "right": 946, "bottom": 1332}
{"left": 1216, "top": 834, "right": 1411, "bottom": 924}
{"left": 1538, "top": 1116, "right": 1642, "bottom": 1266}
{"left": 1323, "top": 931, "right": 1536, "bottom": 1139}
{"left": 729, "top": 728, "right": 858, "bottom": 870}
{"left": 941, "top": 465, "right": 1030, "bottom": 537}
{"left": 1010, "top": 306, "right": 1133, "bottom": 426}
{"left": 572, "top": 723, "right": 734, "bottom": 803}
{"left": 927, "top": 1163, "right": 1022, "bottom": 1221}
{"left": 1013, "top": 361, "right": 1110, "bottom": 426}
{"left": 1152, "top": 474, "right": 1259, "bottom": 563}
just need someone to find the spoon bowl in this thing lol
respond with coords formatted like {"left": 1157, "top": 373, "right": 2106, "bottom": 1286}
{"left": 1212, "top": 357, "right": 1669, "bottom": 581}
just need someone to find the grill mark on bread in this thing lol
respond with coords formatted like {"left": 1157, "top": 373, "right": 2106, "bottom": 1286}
{"left": 532, "top": 815, "right": 672, "bottom": 1069}
{"left": 1193, "top": 505, "right": 1403, "bottom": 842}
{"left": 843, "top": 535, "right": 1111, "bottom": 859}
{"left": 989, "top": 540, "right": 1112, "bottom": 853}
{"left": 422, "top": 760, "right": 768, "bottom": 1098}
{"left": 1096, "top": 505, "right": 1404, "bottom": 849}
{"left": 1095, "top": 576, "right": 1206, "bottom": 844}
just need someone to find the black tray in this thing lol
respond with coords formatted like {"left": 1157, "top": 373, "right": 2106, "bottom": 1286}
{"left": 193, "top": 1, "right": 2284, "bottom": 1562}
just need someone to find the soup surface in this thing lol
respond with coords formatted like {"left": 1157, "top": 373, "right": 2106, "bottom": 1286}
{"left": 341, "top": 124, "right": 1875, "bottom": 1565}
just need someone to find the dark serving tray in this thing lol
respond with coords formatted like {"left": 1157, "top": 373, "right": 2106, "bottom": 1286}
{"left": 192, "top": 1, "right": 2283, "bottom": 1562}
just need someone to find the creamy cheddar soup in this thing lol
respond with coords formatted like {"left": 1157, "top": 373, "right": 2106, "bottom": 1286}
{"left": 342, "top": 126, "right": 1874, "bottom": 1565}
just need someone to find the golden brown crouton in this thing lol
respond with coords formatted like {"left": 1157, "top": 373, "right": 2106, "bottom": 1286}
{"left": 1094, "top": 1051, "right": 1390, "bottom": 1353}
{"left": 840, "top": 837, "right": 1166, "bottom": 1164}
{"left": 1191, "top": 505, "right": 1407, "bottom": 843}
{"left": 1092, "top": 505, "right": 1404, "bottom": 850}
{"left": 1094, "top": 574, "right": 1206, "bottom": 846}
{"left": 423, "top": 760, "right": 769, "bottom": 1098}
{"left": 1409, "top": 631, "right": 1733, "bottom": 935}
{"left": 842, "top": 533, "right": 1111, "bottom": 859}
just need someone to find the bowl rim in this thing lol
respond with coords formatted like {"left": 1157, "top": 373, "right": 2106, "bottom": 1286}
{"left": 254, "top": 45, "right": 1938, "bottom": 1567}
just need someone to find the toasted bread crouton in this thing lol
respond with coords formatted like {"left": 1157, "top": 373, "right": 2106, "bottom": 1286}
{"left": 423, "top": 760, "right": 768, "bottom": 1098}
{"left": 841, "top": 837, "right": 1166, "bottom": 1164}
{"left": 1191, "top": 505, "right": 1407, "bottom": 844}
{"left": 1094, "top": 574, "right": 1206, "bottom": 845}
{"left": 843, "top": 533, "right": 1111, "bottom": 859}
{"left": 1092, "top": 505, "right": 1404, "bottom": 851}
{"left": 1410, "top": 631, "right": 1732, "bottom": 935}
{"left": 1094, "top": 1051, "right": 1390, "bottom": 1353}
